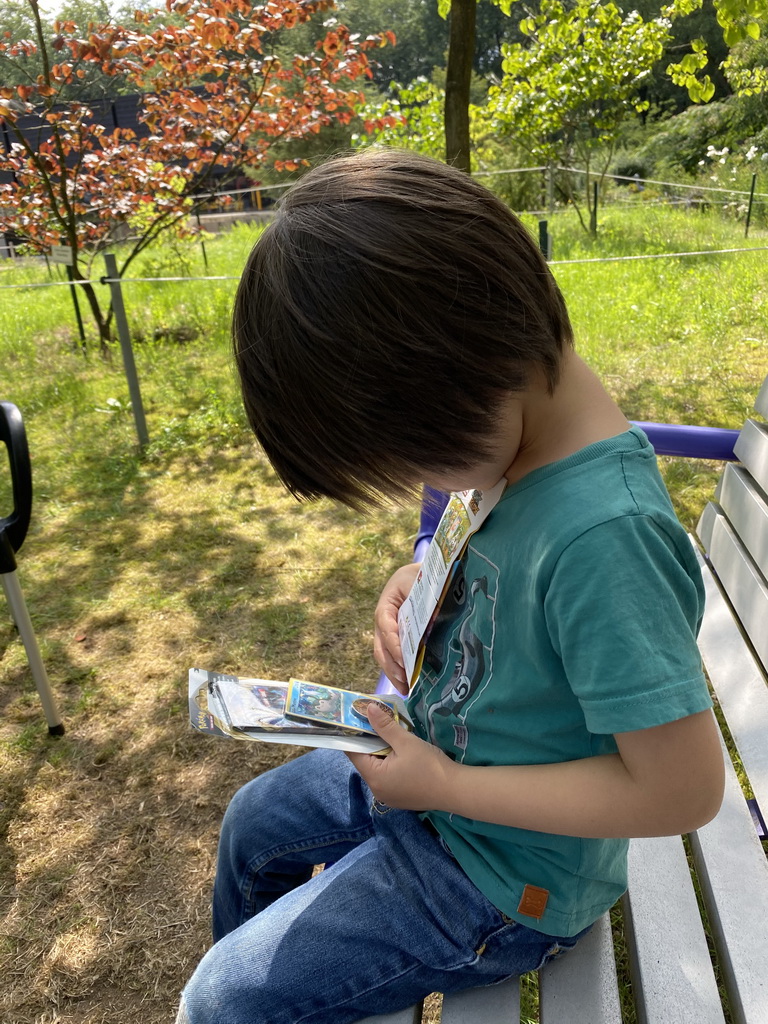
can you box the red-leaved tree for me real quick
[0,0,396,348]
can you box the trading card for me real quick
[214,678,292,730]
[285,679,345,725]
[285,679,402,736]
[351,697,397,724]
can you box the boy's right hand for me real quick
[373,562,421,695]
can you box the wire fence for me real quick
[183,165,767,222]
[2,163,765,263]
[2,223,765,447]
[1,243,767,292]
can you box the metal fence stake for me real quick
[103,253,149,447]
[538,220,552,260]
[745,173,757,238]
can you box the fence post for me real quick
[745,173,757,238]
[547,161,555,216]
[195,210,209,270]
[102,253,150,448]
[590,180,599,236]
[538,220,552,260]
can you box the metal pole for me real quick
[538,220,552,260]
[102,253,149,447]
[1,570,64,735]
[548,161,555,216]
[745,173,757,238]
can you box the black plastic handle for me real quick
[0,401,32,564]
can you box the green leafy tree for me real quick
[632,0,731,112]
[667,0,768,99]
[353,78,446,159]
[436,0,767,174]
[487,0,671,232]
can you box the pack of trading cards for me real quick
[188,668,410,755]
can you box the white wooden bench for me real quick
[363,375,768,1024]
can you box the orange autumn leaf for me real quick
[322,31,341,57]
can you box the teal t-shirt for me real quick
[407,427,712,937]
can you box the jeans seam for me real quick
[292,968,418,1024]
[291,953,466,1024]
[242,826,374,904]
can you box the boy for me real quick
[177,150,724,1024]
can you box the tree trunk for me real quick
[74,269,112,355]
[444,0,476,173]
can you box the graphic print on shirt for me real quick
[414,547,500,761]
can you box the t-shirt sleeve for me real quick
[544,514,712,735]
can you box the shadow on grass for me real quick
[0,423,419,1023]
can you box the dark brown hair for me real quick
[233,149,574,509]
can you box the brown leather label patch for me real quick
[517,885,549,920]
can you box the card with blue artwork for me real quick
[284,678,403,735]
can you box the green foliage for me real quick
[722,32,768,93]
[353,79,446,159]
[485,0,671,230]
[661,0,768,100]
[631,86,768,175]
[354,73,495,169]
[338,0,448,86]
[667,35,717,100]
[436,0,515,16]
[489,0,670,157]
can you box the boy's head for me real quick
[233,149,574,509]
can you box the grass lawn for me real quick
[0,204,765,1023]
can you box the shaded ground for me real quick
[1,438,417,1024]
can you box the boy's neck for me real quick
[503,351,629,486]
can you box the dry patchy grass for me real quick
[1,437,416,1024]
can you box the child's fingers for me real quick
[374,617,406,680]
[373,562,420,693]
[374,635,408,693]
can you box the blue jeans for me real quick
[178,749,588,1024]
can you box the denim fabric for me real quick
[178,749,589,1024]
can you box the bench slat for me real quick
[694,544,768,820]
[539,912,622,1024]
[733,419,768,498]
[697,503,768,669]
[440,977,520,1024]
[689,734,768,1024]
[622,834,725,1024]
[715,463,768,579]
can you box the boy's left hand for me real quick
[347,703,456,811]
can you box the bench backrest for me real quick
[698,376,768,669]
[696,376,768,832]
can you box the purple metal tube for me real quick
[631,422,740,461]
